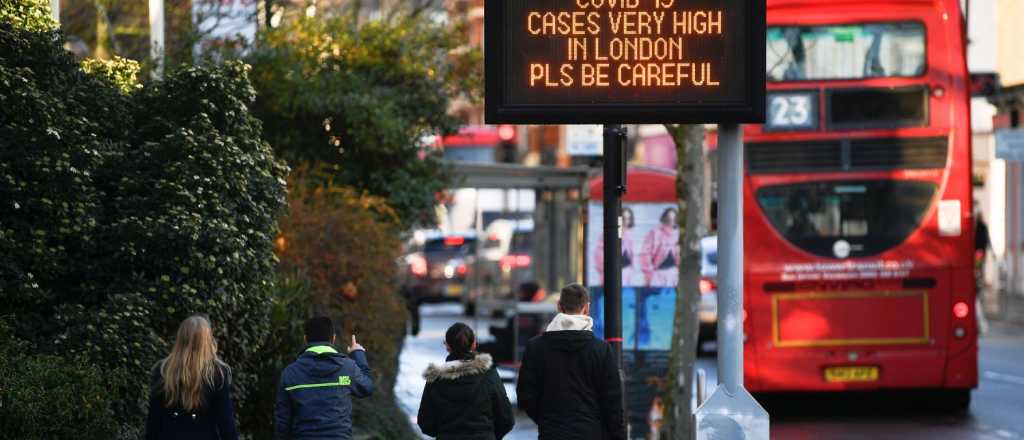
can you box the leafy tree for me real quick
[247,13,480,225]
[271,166,415,439]
[1,1,288,434]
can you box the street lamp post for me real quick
[602,123,628,436]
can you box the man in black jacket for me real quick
[516,284,626,440]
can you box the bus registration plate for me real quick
[824,366,879,382]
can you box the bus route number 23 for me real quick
[767,92,818,130]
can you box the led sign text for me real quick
[524,2,723,89]
[485,0,765,123]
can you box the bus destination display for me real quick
[485,0,765,124]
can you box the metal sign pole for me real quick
[695,123,768,439]
[148,0,165,79]
[602,123,628,433]
[717,124,744,393]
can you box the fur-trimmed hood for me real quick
[422,353,493,383]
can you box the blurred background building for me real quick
[965,0,1024,322]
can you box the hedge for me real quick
[0,1,288,434]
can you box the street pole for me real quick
[50,0,59,24]
[716,124,744,394]
[602,123,628,434]
[148,0,165,79]
[694,123,768,439]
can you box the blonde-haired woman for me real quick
[146,315,238,440]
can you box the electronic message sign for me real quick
[485,0,765,124]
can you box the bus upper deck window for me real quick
[767,22,926,82]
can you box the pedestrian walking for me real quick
[274,316,374,440]
[975,212,992,334]
[417,322,515,439]
[145,315,239,440]
[516,284,626,440]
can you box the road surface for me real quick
[397,304,1024,439]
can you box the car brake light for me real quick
[444,236,465,246]
[501,255,532,270]
[457,264,468,276]
[699,278,716,294]
[953,301,969,319]
[410,254,427,277]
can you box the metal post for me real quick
[717,123,743,393]
[148,0,165,78]
[602,123,627,431]
[51,0,60,24]
[694,123,768,440]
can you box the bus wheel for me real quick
[941,389,971,413]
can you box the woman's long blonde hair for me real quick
[159,315,228,412]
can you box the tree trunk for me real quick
[662,124,708,440]
[94,1,110,59]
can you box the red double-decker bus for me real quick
[743,0,975,407]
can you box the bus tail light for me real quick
[953,301,969,319]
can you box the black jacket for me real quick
[274,344,374,440]
[417,353,515,440]
[516,330,625,440]
[145,363,239,440]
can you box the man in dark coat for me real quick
[516,284,626,440]
[274,316,374,440]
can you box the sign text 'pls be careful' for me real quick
[486,0,765,124]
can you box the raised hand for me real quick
[348,334,365,353]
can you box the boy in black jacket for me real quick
[274,316,374,440]
[516,284,626,440]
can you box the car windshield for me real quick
[767,22,926,81]
[423,237,476,254]
[756,180,936,258]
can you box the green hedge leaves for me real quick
[0,1,288,435]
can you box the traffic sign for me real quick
[485,0,765,124]
[566,125,604,156]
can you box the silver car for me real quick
[698,236,718,346]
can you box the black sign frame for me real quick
[485,0,766,124]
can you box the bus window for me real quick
[767,22,926,82]
[756,180,936,258]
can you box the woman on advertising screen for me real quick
[640,207,680,287]
[594,207,643,286]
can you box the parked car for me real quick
[698,235,718,347]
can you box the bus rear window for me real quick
[767,22,926,82]
[756,180,936,258]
